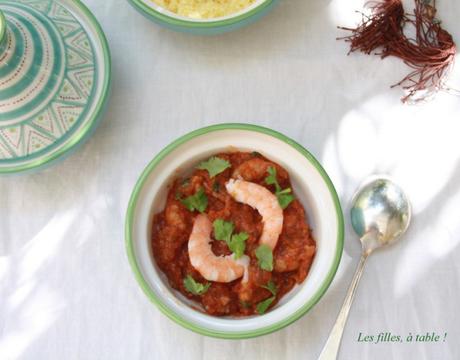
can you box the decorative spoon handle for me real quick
[318,253,368,360]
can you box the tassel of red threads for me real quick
[339,0,456,103]
[339,0,405,54]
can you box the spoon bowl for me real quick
[351,177,411,254]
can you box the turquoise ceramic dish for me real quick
[0,0,111,174]
[125,123,344,339]
[127,0,278,35]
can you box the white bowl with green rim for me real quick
[0,0,111,174]
[125,123,344,339]
[127,0,278,35]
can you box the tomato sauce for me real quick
[151,151,316,316]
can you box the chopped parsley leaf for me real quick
[183,275,210,296]
[228,232,249,259]
[180,188,208,213]
[196,157,231,178]
[265,167,295,209]
[256,296,275,314]
[255,244,273,271]
[213,219,249,259]
[261,280,277,296]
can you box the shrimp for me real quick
[232,158,289,183]
[165,202,188,230]
[188,214,249,283]
[225,179,283,250]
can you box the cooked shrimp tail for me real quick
[225,179,283,250]
[188,214,247,283]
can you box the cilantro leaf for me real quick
[255,244,273,271]
[213,219,234,243]
[261,280,277,296]
[265,166,281,192]
[256,279,278,314]
[180,188,208,213]
[265,167,295,209]
[183,275,210,295]
[277,188,295,209]
[256,296,275,315]
[197,157,231,178]
[228,232,249,259]
[213,219,248,259]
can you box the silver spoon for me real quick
[318,177,411,360]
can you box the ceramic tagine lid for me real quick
[0,0,110,174]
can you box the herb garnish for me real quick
[261,280,277,296]
[256,281,277,315]
[256,297,275,315]
[213,219,249,259]
[183,275,210,295]
[197,157,231,178]
[265,166,295,209]
[213,219,234,242]
[255,244,273,271]
[228,232,249,259]
[256,280,278,315]
[180,188,208,213]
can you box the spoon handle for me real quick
[318,253,368,360]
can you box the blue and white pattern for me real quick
[0,0,96,161]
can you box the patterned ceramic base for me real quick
[0,0,110,173]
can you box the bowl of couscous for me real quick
[127,0,278,34]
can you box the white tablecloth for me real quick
[1,0,460,359]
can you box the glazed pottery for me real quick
[0,0,111,174]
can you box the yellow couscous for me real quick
[152,0,256,19]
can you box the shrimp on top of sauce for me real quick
[188,178,283,283]
[188,214,249,283]
[225,179,283,250]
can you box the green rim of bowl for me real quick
[0,10,5,45]
[127,0,274,29]
[125,123,344,339]
[0,0,111,174]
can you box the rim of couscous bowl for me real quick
[127,0,275,29]
[125,123,344,339]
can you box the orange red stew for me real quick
[151,151,316,316]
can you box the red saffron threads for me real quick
[339,0,405,55]
[339,0,457,103]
